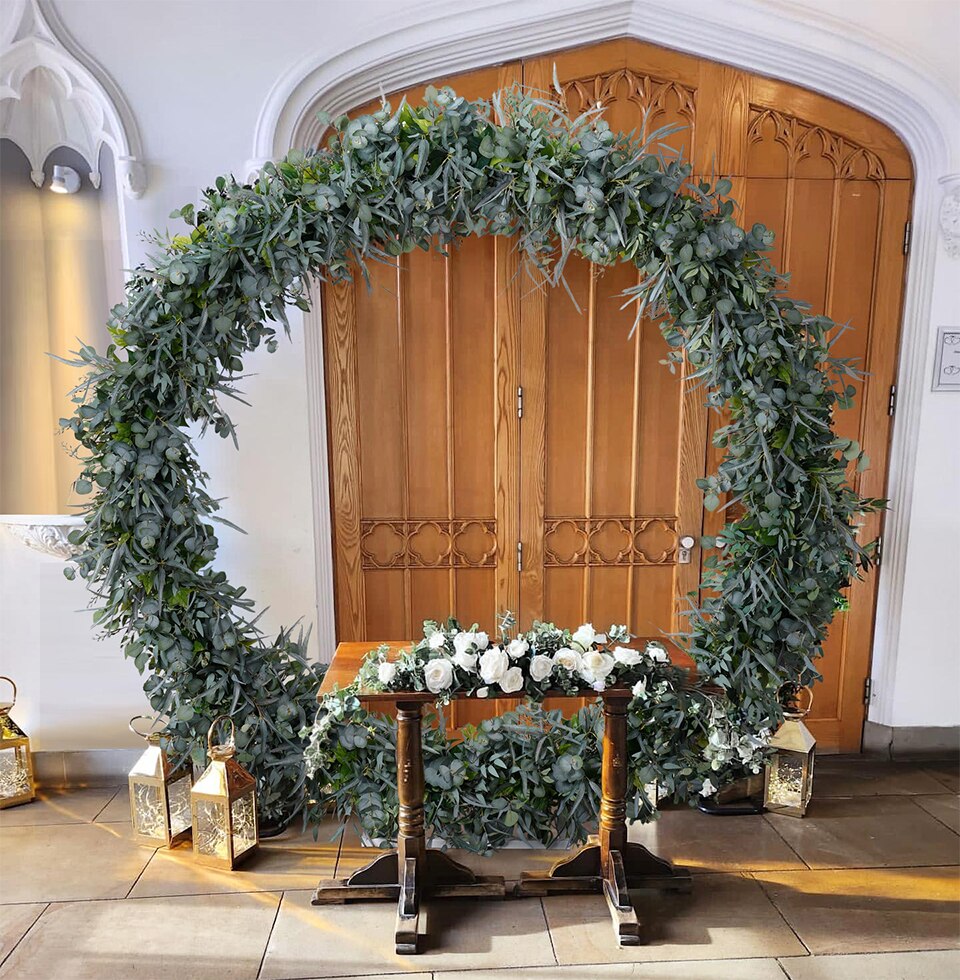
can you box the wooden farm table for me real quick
[312,640,692,953]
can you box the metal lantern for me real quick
[764,684,816,817]
[0,677,35,809]
[128,716,193,847]
[190,715,258,869]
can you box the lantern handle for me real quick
[207,715,236,756]
[0,676,16,708]
[128,715,164,741]
[777,682,814,718]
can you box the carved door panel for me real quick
[323,64,522,648]
[519,46,709,653]
[719,76,912,750]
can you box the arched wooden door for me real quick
[321,40,912,750]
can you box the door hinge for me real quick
[903,220,911,255]
[888,384,897,416]
[517,385,523,419]
[516,540,523,572]
[874,535,883,567]
[863,676,873,705]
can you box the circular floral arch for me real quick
[64,86,876,823]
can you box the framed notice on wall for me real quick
[933,327,960,391]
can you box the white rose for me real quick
[499,666,524,694]
[476,686,489,698]
[553,647,582,672]
[424,658,454,694]
[473,631,490,650]
[479,646,508,685]
[428,631,446,650]
[453,650,477,672]
[507,638,529,659]
[614,646,643,667]
[632,677,648,700]
[453,632,474,655]
[579,650,615,685]
[645,642,669,664]
[377,661,398,685]
[572,623,596,649]
[529,654,554,682]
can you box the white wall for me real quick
[886,240,960,728]
[1,0,957,750]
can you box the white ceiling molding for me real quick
[0,0,146,197]
[256,0,956,722]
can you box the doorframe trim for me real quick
[277,1,958,704]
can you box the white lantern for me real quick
[127,716,193,847]
[764,685,816,817]
[190,716,258,869]
[0,677,35,809]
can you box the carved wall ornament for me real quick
[0,515,82,559]
[747,106,885,180]
[543,517,678,567]
[939,175,960,259]
[360,519,497,569]
[0,0,146,197]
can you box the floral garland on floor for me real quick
[303,618,770,851]
[62,82,878,825]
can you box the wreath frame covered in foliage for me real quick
[63,83,878,827]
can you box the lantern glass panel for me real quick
[0,746,31,802]
[195,798,230,861]
[168,774,192,837]
[231,793,257,857]
[132,781,166,840]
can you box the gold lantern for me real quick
[127,716,193,847]
[190,715,258,869]
[764,684,816,817]
[0,677,35,809]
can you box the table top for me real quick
[318,638,694,705]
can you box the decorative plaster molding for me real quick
[262,0,960,722]
[0,0,146,197]
[0,515,82,560]
[939,174,960,259]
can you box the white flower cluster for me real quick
[702,701,770,774]
[361,619,675,700]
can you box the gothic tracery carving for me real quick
[360,519,497,569]
[747,106,885,180]
[561,70,696,129]
[543,517,678,567]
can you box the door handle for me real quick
[677,535,696,564]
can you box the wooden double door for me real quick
[321,41,912,750]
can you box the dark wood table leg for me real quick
[517,692,691,946]
[313,699,506,954]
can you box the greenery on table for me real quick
[305,618,766,849]
[61,82,879,827]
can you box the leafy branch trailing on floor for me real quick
[61,83,879,824]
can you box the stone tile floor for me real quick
[0,758,957,979]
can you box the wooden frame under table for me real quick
[313,640,692,953]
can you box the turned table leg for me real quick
[313,698,505,954]
[394,700,426,953]
[517,691,691,946]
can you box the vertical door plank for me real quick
[324,280,367,639]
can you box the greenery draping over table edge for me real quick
[61,83,879,832]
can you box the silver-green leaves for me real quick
[62,83,878,827]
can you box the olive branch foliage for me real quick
[61,83,879,825]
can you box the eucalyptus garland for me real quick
[62,83,878,824]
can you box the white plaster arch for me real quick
[250,0,960,728]
[0,0,146,199]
